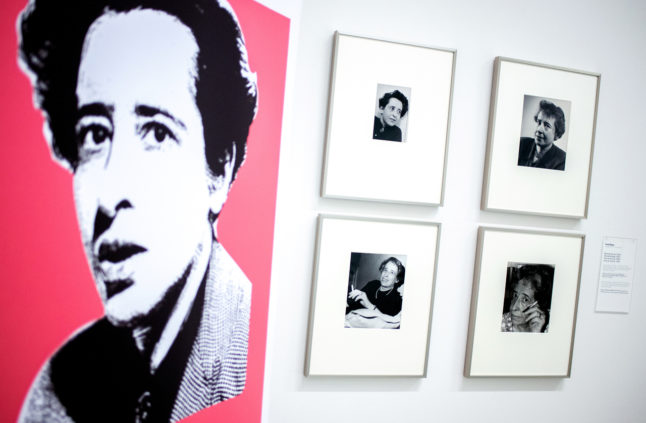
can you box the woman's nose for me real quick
[510,297,520,310]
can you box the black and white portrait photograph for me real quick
[372,84,411,142]
[345,252,407,329]
[501,262,555,333]
[307,216,439,376]
[321,34,454,205]
[518,94,571,171]
[16,0,259,421]
[466,227,584,377]
[482,58,599,217]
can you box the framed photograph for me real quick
[321,32,455,205]
[465,227,585,377]
[305,215,440,376]
[482,57,601,218]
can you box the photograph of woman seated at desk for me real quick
[345,254,406,329]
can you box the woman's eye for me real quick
[154,125,169,143]
[79,124,110,147]
[143,122,176,144]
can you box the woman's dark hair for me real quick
[378,90,409,118]
[18,0,257,178]
[378,257,405,284]
[534,100,566,140]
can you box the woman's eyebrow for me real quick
[135,104,186,130]
[77,103,114,120]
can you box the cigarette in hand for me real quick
[523,300,538,312]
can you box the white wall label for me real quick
[596,236,637,313]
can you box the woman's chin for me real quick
[510,314,525,325]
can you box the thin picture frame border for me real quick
[321,31,456,206]
[305,214,441,377]
[481,56,601,219]
[464,226,585,378]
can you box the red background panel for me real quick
[0,0,289,421]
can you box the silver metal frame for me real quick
[321,32,456,206]
[304,214,442,377]
[481,56,601,219]
[464,226,585,377]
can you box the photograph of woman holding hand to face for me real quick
[501,264,554,333]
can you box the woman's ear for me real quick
[208,144,236,220]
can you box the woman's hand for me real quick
[523,304,546,332]
[348,289,375,311]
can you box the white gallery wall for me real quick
[263,0,646,422]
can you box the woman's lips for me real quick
[94,241,147,299]
[97,241,147,263]
[104,278,134,299]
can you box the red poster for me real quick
[0,0,288,421]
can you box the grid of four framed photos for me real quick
[308,32,597,377]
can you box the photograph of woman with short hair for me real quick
[345,253,406,329]
[372,84,411,142]
[501,263,554,333]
